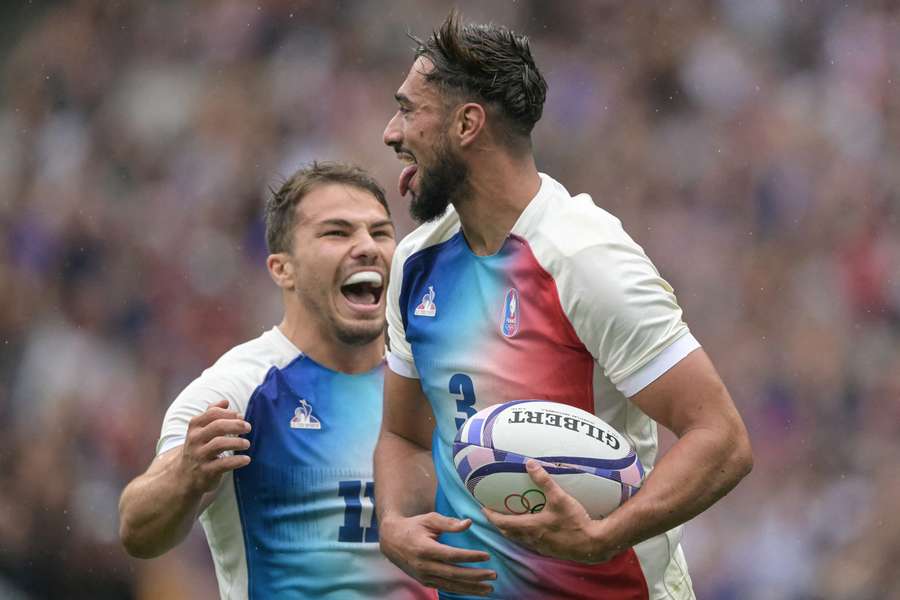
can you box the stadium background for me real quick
[1,1,898,598]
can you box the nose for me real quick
[350,229,379,262]
[383,112,402,148]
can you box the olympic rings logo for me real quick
[503,488,546,514]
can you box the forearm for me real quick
[593,426,752,554]
[119,455,206,558]
[374,429,437,521]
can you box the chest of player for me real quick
[400,234,595,435]
[231,360,383,544]
[239,361,383,469]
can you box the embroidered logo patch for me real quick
[501,288,520,337]
[414,285,437,317]
[290,398,321,429]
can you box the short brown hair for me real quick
[265,161,389,254]
[412,11,548,146]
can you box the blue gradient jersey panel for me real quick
[385,174,701,599]
[157,327,432,600]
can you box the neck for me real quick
[277,307,384,374]
[453,152,541,256]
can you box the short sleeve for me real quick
[562,242,696,396]
[156,381,243,455]
[386,246,418,379]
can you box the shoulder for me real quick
[158,328,301,453]
[393,206,461,270]
[521,174,651,280]
[193,328,301,403]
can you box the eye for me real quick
[323,230,348,237]
[398,106,411,115]
[373,229,394,239]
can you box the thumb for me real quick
[525,460,559,493]
[427,513,473,533]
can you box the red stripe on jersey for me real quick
[495,234,594,415]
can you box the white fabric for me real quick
[619,332,700,398]
[386,350,419,379]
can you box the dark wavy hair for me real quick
[411,10,548,149]
[265,161,389,254]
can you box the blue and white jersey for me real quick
[158,327,432,600]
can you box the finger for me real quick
[422,574,494,597]
[415,556,496,582]
[424,513,474,533]
[527,460,575,506]
[419,540,491,564]
[203,454,251,474]
[195,418,251,444]
[189,405,241,428]
[200,435,251,459]
[525,460,557,492]
[482,507,539,532]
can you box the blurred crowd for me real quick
[1,1,898,598]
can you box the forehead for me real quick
[397,56,441,104]
[295,183,390,225]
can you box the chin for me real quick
[334,321,385,347]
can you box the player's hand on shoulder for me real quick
[379,512,496,597]
[483,460,618,564]
[178,399,252,496]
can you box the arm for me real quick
[374,370,438,519]
[375,369,496,596]
[485,349,752,562]
[595,348,752,552]
[119,400,251,558]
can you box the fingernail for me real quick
[244,422,251,431]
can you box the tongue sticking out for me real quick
[398,164,418,197]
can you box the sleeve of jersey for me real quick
[385,247,419,379]
[562,243,699,398]
[156,378,243,456]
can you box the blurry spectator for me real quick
[1,1,898,598]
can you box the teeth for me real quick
[343,271,383,287]
[397,153,416,165]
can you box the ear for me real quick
[267,253,295,290]
[455,102,486,148]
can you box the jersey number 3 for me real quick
[450,373,477,429]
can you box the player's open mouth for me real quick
[396,152,418,197]
[340,270,384,308]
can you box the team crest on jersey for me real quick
[501,288,520,337]
[290,398,321,429]
[414,285,437,317]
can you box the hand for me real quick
[483,460,618,564]
[379,512,496,596]
[178,400,252,496]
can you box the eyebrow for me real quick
[319,218,394,229]
[394,93,412,106]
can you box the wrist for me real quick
[377,509,408,528]
[585,517,628,564]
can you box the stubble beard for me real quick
[332,316,384,347]
[296,274,384,349]
[409,135,471,223]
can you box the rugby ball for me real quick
[453,400,643,519]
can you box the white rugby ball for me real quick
[453,400,643,519]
